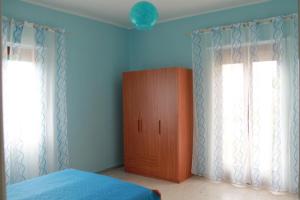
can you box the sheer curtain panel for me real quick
[2,17,69,184]
[0,13,7,200]
[192,14,299,193]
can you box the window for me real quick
[221,60,279,182]
[222,63,245,172]
[3,20,69,184]
[191,16,299,192]
[3,60,43,156]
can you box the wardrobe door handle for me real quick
[7,46,11,59]
[140,119,143,132]
[159,120,161,135]
[138,119,140,132]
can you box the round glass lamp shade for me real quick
[130,1,159,30]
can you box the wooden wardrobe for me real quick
[122,67,193,183]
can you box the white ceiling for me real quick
[23,0,269,28]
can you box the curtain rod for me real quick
[27,21,65,34]
[187,14,297,36]
[3,16,68,34]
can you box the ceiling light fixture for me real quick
[129,1,159,30]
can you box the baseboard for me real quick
[96,164,124,174]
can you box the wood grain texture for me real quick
[156,68,178,182]
[123,71,160,177]
[177,68,193,182]
[123,67,193,183]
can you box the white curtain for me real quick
[192,14,299,193]
[2,17,69,184]
[0,15,7,200]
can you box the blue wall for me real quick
[3,0,298,173]
[3,0,129,172]
[129,0,298,70]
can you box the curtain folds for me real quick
[0,14,7,200]
[192,14,299,193]
[1,17,69,185]
[55,30,69,170]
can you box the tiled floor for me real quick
[102,168,299,200]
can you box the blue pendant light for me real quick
[129,1,159,30]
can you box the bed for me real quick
[7,169,161,200]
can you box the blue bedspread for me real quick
[7,169,161,200]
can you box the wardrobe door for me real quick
[156,68,179,181]
[138,71,160,175]
[177,69,193,181]
[123,73,142,162]
[123,71,160,175]
[123,72,150,167]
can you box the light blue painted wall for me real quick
[129,0,298,70]
[3,0,129,172]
